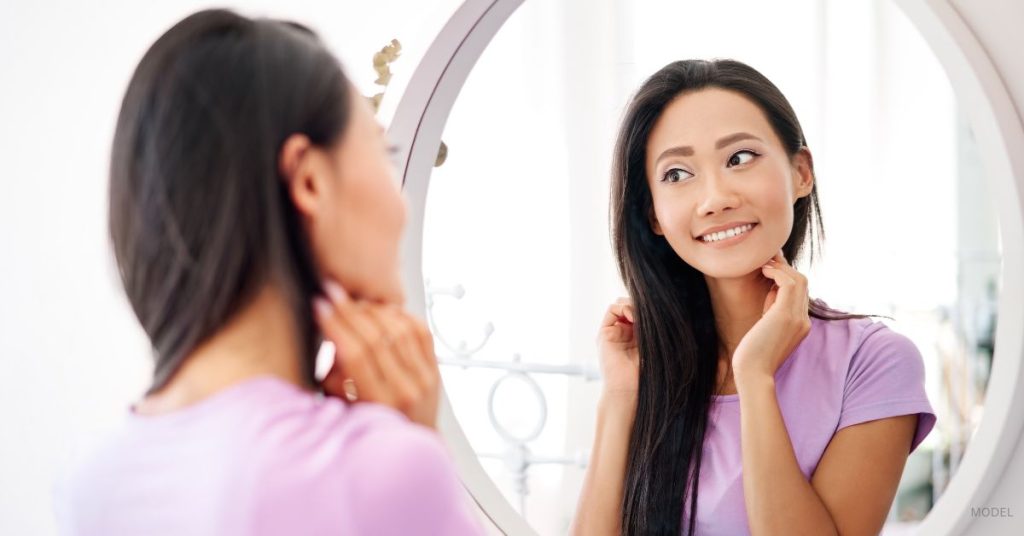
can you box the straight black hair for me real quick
[109,9,351,394]
[610,59,889,535]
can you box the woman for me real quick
[571,59,936,535]
[54,9,482,535]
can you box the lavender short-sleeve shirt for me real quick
[53,377,484,536]
[690,315,937,535]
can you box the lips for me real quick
[695,222,758,242]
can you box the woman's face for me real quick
[283,87,407,305]
[644,87,813,279]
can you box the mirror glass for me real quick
[417,1,1002,533]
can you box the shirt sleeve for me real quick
[837,322,937,454]
[342,416,485,536]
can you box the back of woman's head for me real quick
[109,9,351,393]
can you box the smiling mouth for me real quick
[696,223,758,244]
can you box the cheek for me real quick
[313,190,355,264]
[756,174,797,223]
[337,169,405,259]
[365,163,405,238]
[653,197,697,244]
[312,186,377,286]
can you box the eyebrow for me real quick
[654,132,763,165]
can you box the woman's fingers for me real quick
[766,251,807,286]
[361,305,429,410]
[601,301,634,328]
[372,305,437,387]
[319,345,352,401]
[761,265,797,306]
[314,298,385,402]
[411,316,441,387]
[599,300,637,346]
[314,281,440,428]
[600,322,634,344]
[613,297,635,321]
[762,258,809,319]
[386,310,429,378]
[401,313,440,389]
[321,284,414,397]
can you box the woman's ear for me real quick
[791,147,815,200]
[278,133,321,217]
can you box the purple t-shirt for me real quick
[53,376,484,536]
[690,315,937,535]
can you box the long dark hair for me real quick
[611,59,889,535]
[109,9,351,394]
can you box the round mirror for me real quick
[389,0,1023,534]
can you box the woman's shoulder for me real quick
[806,301,910,359]
[63,377,439,486]
[56,378,481,534]
[236,378,441,471]
[810,308,937,453]
[808,306,919,364]
[794,304,925,386]
[805,303,930,402]
[123,375,475,532]
[844,318,926,386]
[246,387,482,534]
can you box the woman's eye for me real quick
[661,167,692,183]
[727,150,758,167]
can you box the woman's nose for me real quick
[696,171,740,216]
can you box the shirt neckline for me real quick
[711,354,795,403]
[711,316,818,404]
[126,374,309,424]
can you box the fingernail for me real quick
[313,297,333,318]
[324,279,349,304]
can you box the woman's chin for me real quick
[693,260,769,281]
[373,277,406,306]
[686,243,780,281]
[389,287,407,307]
[344,268,405,305]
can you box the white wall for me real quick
[0,1,460,534]
[2,1,1019,535]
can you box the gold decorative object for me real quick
[436,141,448,167]
[364,38,448,168]
[370,38,403,110]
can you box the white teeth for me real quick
[701,224,753,243]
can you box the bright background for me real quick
[0,1,1001,535]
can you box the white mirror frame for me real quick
[385,0,1024,534]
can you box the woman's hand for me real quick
[732,250,812,380]
[597,297,640,400]
[571,297,640,536]
[313,280,441,430]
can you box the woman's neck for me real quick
[705,270,775,358]
[133,283,311,415]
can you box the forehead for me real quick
[646,87,775,157]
